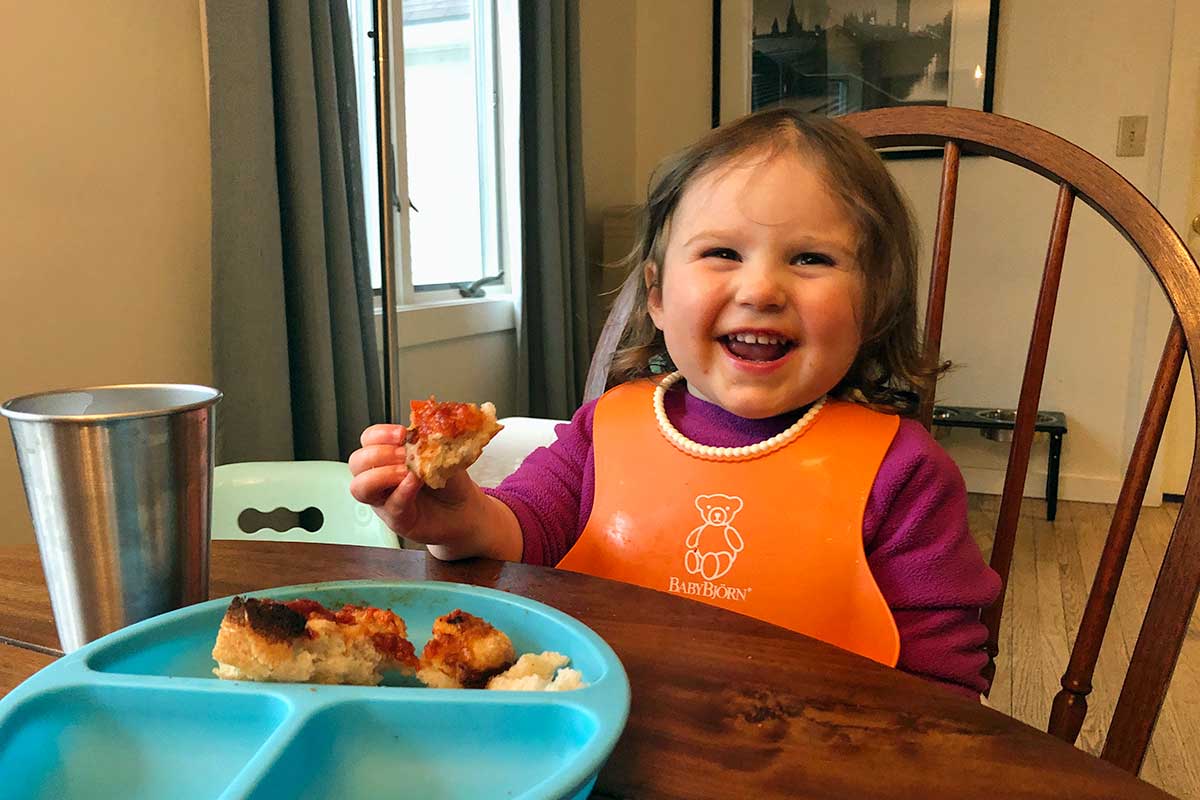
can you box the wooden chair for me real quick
[583,106,1200,776]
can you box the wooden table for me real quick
[0,541,1171,799]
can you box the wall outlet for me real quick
[1116,115,1148,157]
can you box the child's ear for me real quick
[644,261,664,330]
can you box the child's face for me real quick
[647,149,864,419]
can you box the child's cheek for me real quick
[811,283,863,330]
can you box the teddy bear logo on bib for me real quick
[685,494,746,582]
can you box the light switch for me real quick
[1116,115,1148,157]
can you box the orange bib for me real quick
[557,380,901,665]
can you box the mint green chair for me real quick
[212,461,401,549]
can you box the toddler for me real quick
[349,108,1001,698]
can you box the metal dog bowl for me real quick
[930,406,957,440]
[976,409,1056,442]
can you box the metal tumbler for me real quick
[2,384,222,652]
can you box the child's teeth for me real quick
[730,333,787,345]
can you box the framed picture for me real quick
[713,0,1000,153]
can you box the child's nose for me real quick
[735,262,787,310]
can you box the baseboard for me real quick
[959,466,1129,505]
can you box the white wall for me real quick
[580,0,1187,504]
[374,299,519,425]
[899,0,1177,502]
[0,3,213,546]
[396,333,518,419]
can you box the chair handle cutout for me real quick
[237,507,325,534]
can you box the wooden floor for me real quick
[970,495,1199,799]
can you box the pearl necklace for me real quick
[652,371,825,461]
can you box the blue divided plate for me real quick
[0,580,631,800]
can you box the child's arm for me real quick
[348,424,522,561]
[482,399,601,566]
[864,420,1002,698]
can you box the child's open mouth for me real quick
[720,332,796,363]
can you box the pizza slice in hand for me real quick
[405,396,503,489]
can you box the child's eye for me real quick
[794,252,834,266]
[701,247,741,261]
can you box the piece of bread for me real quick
[212,596,417,685]
[486,651,586,692]
[417,609,516,689]
[405,397,503,489]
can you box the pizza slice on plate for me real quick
[405,397,503,489]
[211,598,588,692]
[211,596,418,686]
[417,609,516,689]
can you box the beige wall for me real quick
[579,0,638,340]
[632,1,712,193]
[579,0,1190,504]
[580,0,712,245]
[580,0,638,260]
[0,3,213,545]
[580,0,713,336]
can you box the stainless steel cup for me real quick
[2,384,222,652]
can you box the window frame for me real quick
[387,0,517,308]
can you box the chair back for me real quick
[212,461,400,549]
[468,417,567,488]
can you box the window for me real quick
[349,0,516,301]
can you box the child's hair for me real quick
[608,106,940,415]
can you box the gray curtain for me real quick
[207,0,382,463]
[517,0,591,419]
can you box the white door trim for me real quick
[1147,0,1200,497]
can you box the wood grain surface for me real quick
[0,540,1169,799]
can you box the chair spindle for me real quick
[1048,320,1184,749]
[919,140,962,430]
[982,182,1077,685]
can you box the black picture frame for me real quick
[713,0,1000,158]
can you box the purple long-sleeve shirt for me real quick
[486,388,1001,698]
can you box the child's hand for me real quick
[348,424,521,561]
[348,423,474,541]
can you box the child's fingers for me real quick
[348,443,407,476]
[349,463,408,507]
[381,471,424,527]
[359,424,408,448]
